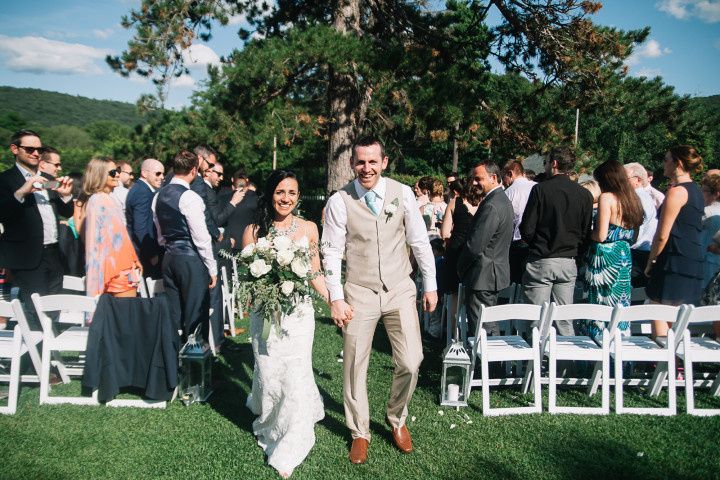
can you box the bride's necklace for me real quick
[272,216,298,236]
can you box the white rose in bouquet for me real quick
[291,258,310,278]
[274,235,293,252]
[256,237,271,252]
[240,243,255,258]
[249,259,272,278]
[295,236,309,250]
[276,249,295,266]
[280,281,295,296]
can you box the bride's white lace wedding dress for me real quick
[246,296,324,476]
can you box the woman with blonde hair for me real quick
[419,178,447,239]
[645,146,705,337]
[81,158,142,298]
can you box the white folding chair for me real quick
[62,275,86,292]
[0,324,22,414]
[137,276,149,299]
[672,305,720,416]
[613,304,686,416]
[0,299,43,385]
[145,279,165,298]
[32,293,99,405]
[543,303,615,415]
[221,266,236,337]
[468,302,547,416]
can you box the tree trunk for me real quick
[326,0,367,193]
[452,121,459,174]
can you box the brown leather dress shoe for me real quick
[386,418,413,453]
[349,438,369,464]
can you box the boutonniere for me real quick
[384,198,400,221]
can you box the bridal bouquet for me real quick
[222,232,322,339]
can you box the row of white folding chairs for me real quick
[465,301,720,416]
[0,294,166,412]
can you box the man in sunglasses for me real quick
[126,158,166,279]
[110,161,134,216]
[39,147,62,179]
[0,129,74,326]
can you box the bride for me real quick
[242,170,334,478]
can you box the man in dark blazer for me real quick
[126,158,165,279]
[458,161,514,337]
[0,129,74,323]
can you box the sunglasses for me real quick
[17,145,45,155]
[211,169,224,177]
[108,168,120,178]
[47,162,62,168]
[153,171,164,177]
[121,170,134,176]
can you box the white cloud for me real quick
[656,0,720,23]
[625,39,671,66]
[93,28,115,39]
[696,1,720,22]
[227,14,247,25]
[170,74,196,88]
[634,68,663,78]
[181,43,220,69]
[0,35,109,75]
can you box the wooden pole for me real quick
[574,108,580,146]
[273,135,277,170]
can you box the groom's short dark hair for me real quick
[352,135,386,160]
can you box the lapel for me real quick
[10,166,38,207]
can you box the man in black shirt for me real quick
[520,146,593,336]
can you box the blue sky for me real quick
[0,0,718,110]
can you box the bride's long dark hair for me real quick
[254,169,299,238]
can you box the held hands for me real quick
[423,290,438,313]
[330,299,354,328]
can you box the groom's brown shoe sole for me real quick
[385,417,413,453]
[349,438,369,464]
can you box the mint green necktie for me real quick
[365,190,378,216]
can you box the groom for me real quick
[322,136,437,465]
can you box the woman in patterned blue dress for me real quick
[581,160,644,339]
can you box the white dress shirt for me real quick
[322,177,437,302]
[111,183,129,217]
[151,178,217,277]
[504,176,537,241]
[632,187,658,251]
[15,163,68,245]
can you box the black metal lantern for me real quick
[179,333,213,406]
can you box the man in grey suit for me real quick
[458,161,514,336]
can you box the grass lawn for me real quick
[1,311,720,480]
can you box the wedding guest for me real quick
[645,169,666,210]
[503,160,537,284]
[322,136,437,464]
[645,146,704,337]
[624,163,658,288]
[82,158,141,298]
[0,129,73,326]
[458,161,514,336]
[441,179,480,327]
[38,147,62,178]
[126,158,165,279]
[524,169,536,181]
[110,160,134,215]
[580,160,643,339]
[419,178,446,240]
[520,146,593,336]
[153,150,217,338]
[700,174,720,288]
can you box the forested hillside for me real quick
[0,86,142,127]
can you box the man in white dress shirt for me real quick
[111,160,134,215]
[624,162,658,287]
[502,160,536,284]
[322,136,437,465]
[152,150,217,339]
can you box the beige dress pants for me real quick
[343,276,423,441]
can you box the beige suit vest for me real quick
[340,178,412,292]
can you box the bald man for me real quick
[126,158,166,278]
